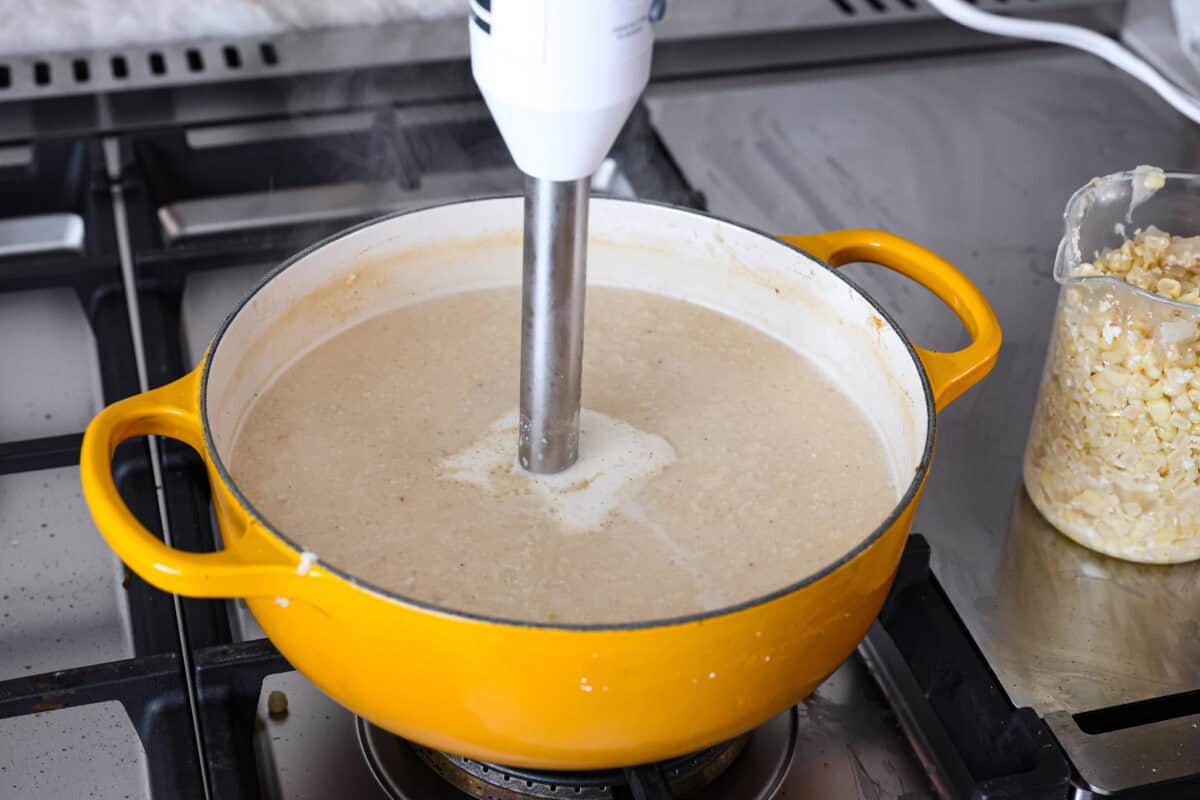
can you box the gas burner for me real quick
[416,740,745,800]
[356,710,798,800]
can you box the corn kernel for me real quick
[1158,278,1184,298]
[1099,369,1129,388]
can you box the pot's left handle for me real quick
[81,368,304,600]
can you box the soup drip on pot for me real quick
[229,286,899,624]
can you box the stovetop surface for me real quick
[646,44,1200,715]
[2,16,1200,800]
[645,45,1200,795]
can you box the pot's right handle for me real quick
[781,229,1002,410]
[80,367,309,600]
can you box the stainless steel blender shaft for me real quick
[519,175,589,474]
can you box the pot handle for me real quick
[781,229,1001,410]
[80,367,309,601]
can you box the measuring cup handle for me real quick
[781,229,1001,410]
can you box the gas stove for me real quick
[2,4,1200,799]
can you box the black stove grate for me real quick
[0,651,203,798]
[865,535,1072,800]
[0,136,208,798]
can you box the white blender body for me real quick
[469,0,655,181]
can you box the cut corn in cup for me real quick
[1024,167,1200,563]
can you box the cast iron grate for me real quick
[0,135,209,798]
[867,535,1072,799]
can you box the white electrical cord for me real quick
[924,0,1200,125]
[1175,0,1200,75]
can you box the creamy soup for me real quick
[229,286,898,624]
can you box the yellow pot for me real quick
[80,198,999,770]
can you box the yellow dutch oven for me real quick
[80,198,999,770]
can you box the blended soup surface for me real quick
[229,286,898,624]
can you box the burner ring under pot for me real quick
[356,710,798,800]
[417,737,745,800]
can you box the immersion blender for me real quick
[469,0,659,473]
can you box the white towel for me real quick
[0,0,464,56]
